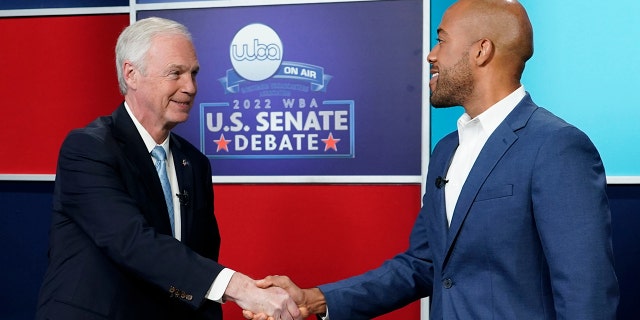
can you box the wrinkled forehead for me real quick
[145,34,199,68]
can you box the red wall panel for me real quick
[216,184,422,319]
[0,15,129,173]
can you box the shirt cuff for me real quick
[205,268,236,303]
[318,307,329,320]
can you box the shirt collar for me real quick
[124,102,170,154]
[457,85,526,140]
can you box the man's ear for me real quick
[474,38,494,66]
[123,61,137,90]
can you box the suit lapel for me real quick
[443,94,537,261]
[112,104,174,235]
[170,135,195,243]
[426,132,459,259]
[446,126,518,242]
[437,142,458,240]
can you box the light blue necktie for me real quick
[151,146,175,235]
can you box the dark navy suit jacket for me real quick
[37,104,224,319]
[319,94,619,319]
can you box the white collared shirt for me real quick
[444,86,526,226]
[124,102,234,303]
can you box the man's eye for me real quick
[436,38,444,44]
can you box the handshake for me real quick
[225,273,325,320]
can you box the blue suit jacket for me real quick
[37,104,224,320]
[319,94,619,319]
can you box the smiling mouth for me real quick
[172,100,191,107]
[429,72,439,87]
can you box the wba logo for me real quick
[231,39,281,61]
[230,23,283,81]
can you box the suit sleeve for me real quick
[531,125,619,319]
[55,130,224,309]
[318,204,434,320]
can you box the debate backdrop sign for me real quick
[139,0,423,180]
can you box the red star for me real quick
[214,133,230,152]
[322,132,340,152]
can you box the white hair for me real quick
[115,17,192,95]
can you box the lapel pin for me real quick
[182,159,189,167]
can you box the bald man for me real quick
[246,0,619,319]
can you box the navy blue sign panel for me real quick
[139,0,423,177]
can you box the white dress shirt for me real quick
[444,86,526,226]
[124,102,234,303]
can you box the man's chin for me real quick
[168,113,190,127]
[430,94,461,109]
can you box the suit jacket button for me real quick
[186,295,193,301]
[442,278,453,289]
